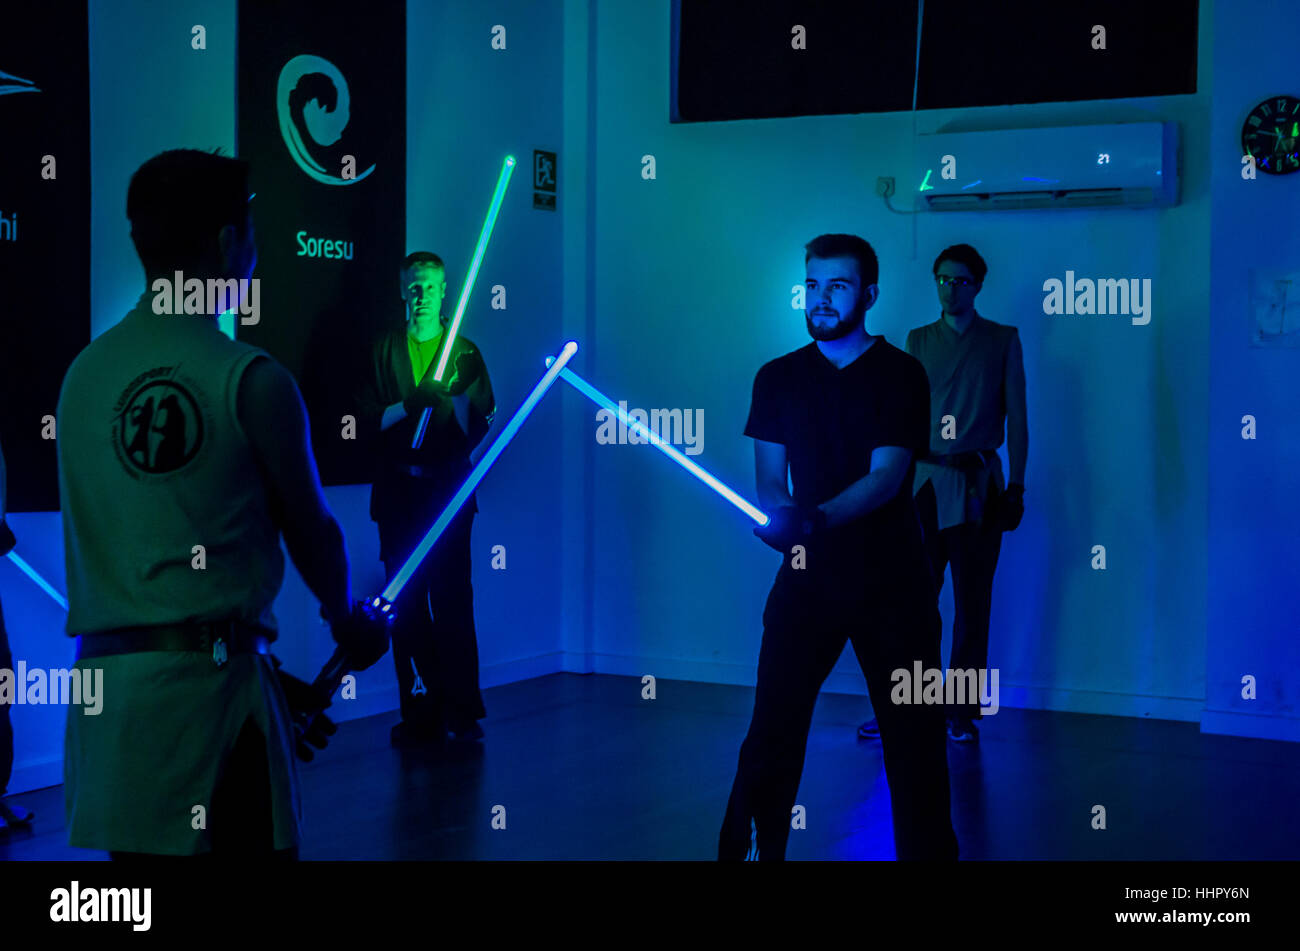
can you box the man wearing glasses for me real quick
[858,244,1027,745]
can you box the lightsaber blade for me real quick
[5,551,69,611]
[545,359,770,527]
[383,340,579,602]
[412,154,517,449]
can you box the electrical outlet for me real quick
[876,176,895,198]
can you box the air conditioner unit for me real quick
[912,122,1179,211]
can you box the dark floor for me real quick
[2,672,1297,860]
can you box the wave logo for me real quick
[0,67,40,97]
[276,54,373,186]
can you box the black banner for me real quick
[236,0,406,485]
[0,860,1285,937]
[0,0,90,512]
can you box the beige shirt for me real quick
[57,293,284,635]
[906,313,1027,530]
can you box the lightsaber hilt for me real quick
[413,154,517,450]
[290,644,350,746]
[293,595,397,734]
[307,646,352,701]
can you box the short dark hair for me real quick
[804,234,879,287]
[932,243,987,284]
[402,251,444,273]
[126,149,250,275]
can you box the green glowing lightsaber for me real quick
[412,154,517,449]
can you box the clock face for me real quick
[1242,95,1300,175]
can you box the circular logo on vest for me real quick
[115,378,205,475]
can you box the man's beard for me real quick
[805,306,865,341]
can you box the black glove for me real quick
[404,349,480,414]
[403,376,450,417]
[273,660,338,763]
[754,504,827,553]
[329,597,394,672]
[998,484,1025,532]
[442,348,480,398]
[0,520,15,557]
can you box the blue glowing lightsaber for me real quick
[412,154,517,449]
[545,359,770,527]
[5,551,69,611]
[384,340,578,601]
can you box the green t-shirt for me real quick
[407,328,445,385]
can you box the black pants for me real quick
[110,720,297,860]
[0,596,12,798]
[380,507,485,731]
[720,566,958,861]
[915,480,1003,721]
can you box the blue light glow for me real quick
[5,551,69,611]
[545,359,769,526]
[383,341,578,602]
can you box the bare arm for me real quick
[239,356,352,623]
[753,439,795,513]
[1005,331,1028,485]
[817,446,913,528]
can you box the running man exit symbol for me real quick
[534,149,557,210]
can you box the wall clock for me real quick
[1242,95,1300,174]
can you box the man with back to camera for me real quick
[858,243,1027,744]
[0,436,35,834]
[719,233,958,861]
[56,148,388,859]
[358,251,496,748]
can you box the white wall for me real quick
[1204,0,1300,741]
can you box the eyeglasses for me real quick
[935,275,977,287]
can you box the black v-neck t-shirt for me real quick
[744,338,932,583]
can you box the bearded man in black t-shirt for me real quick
[718,233,958,861]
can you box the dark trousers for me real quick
[915,480,1003,721]
[380,508,485,731]
[111,720,297,860]
[720,567,958,861]
[0,596,12,798]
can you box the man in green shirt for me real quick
[359,252,495,747]
[859,244,1027,744]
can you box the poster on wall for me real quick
[237,0,406,485]
[0,0,90,512]
[1249,269,1300,348]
